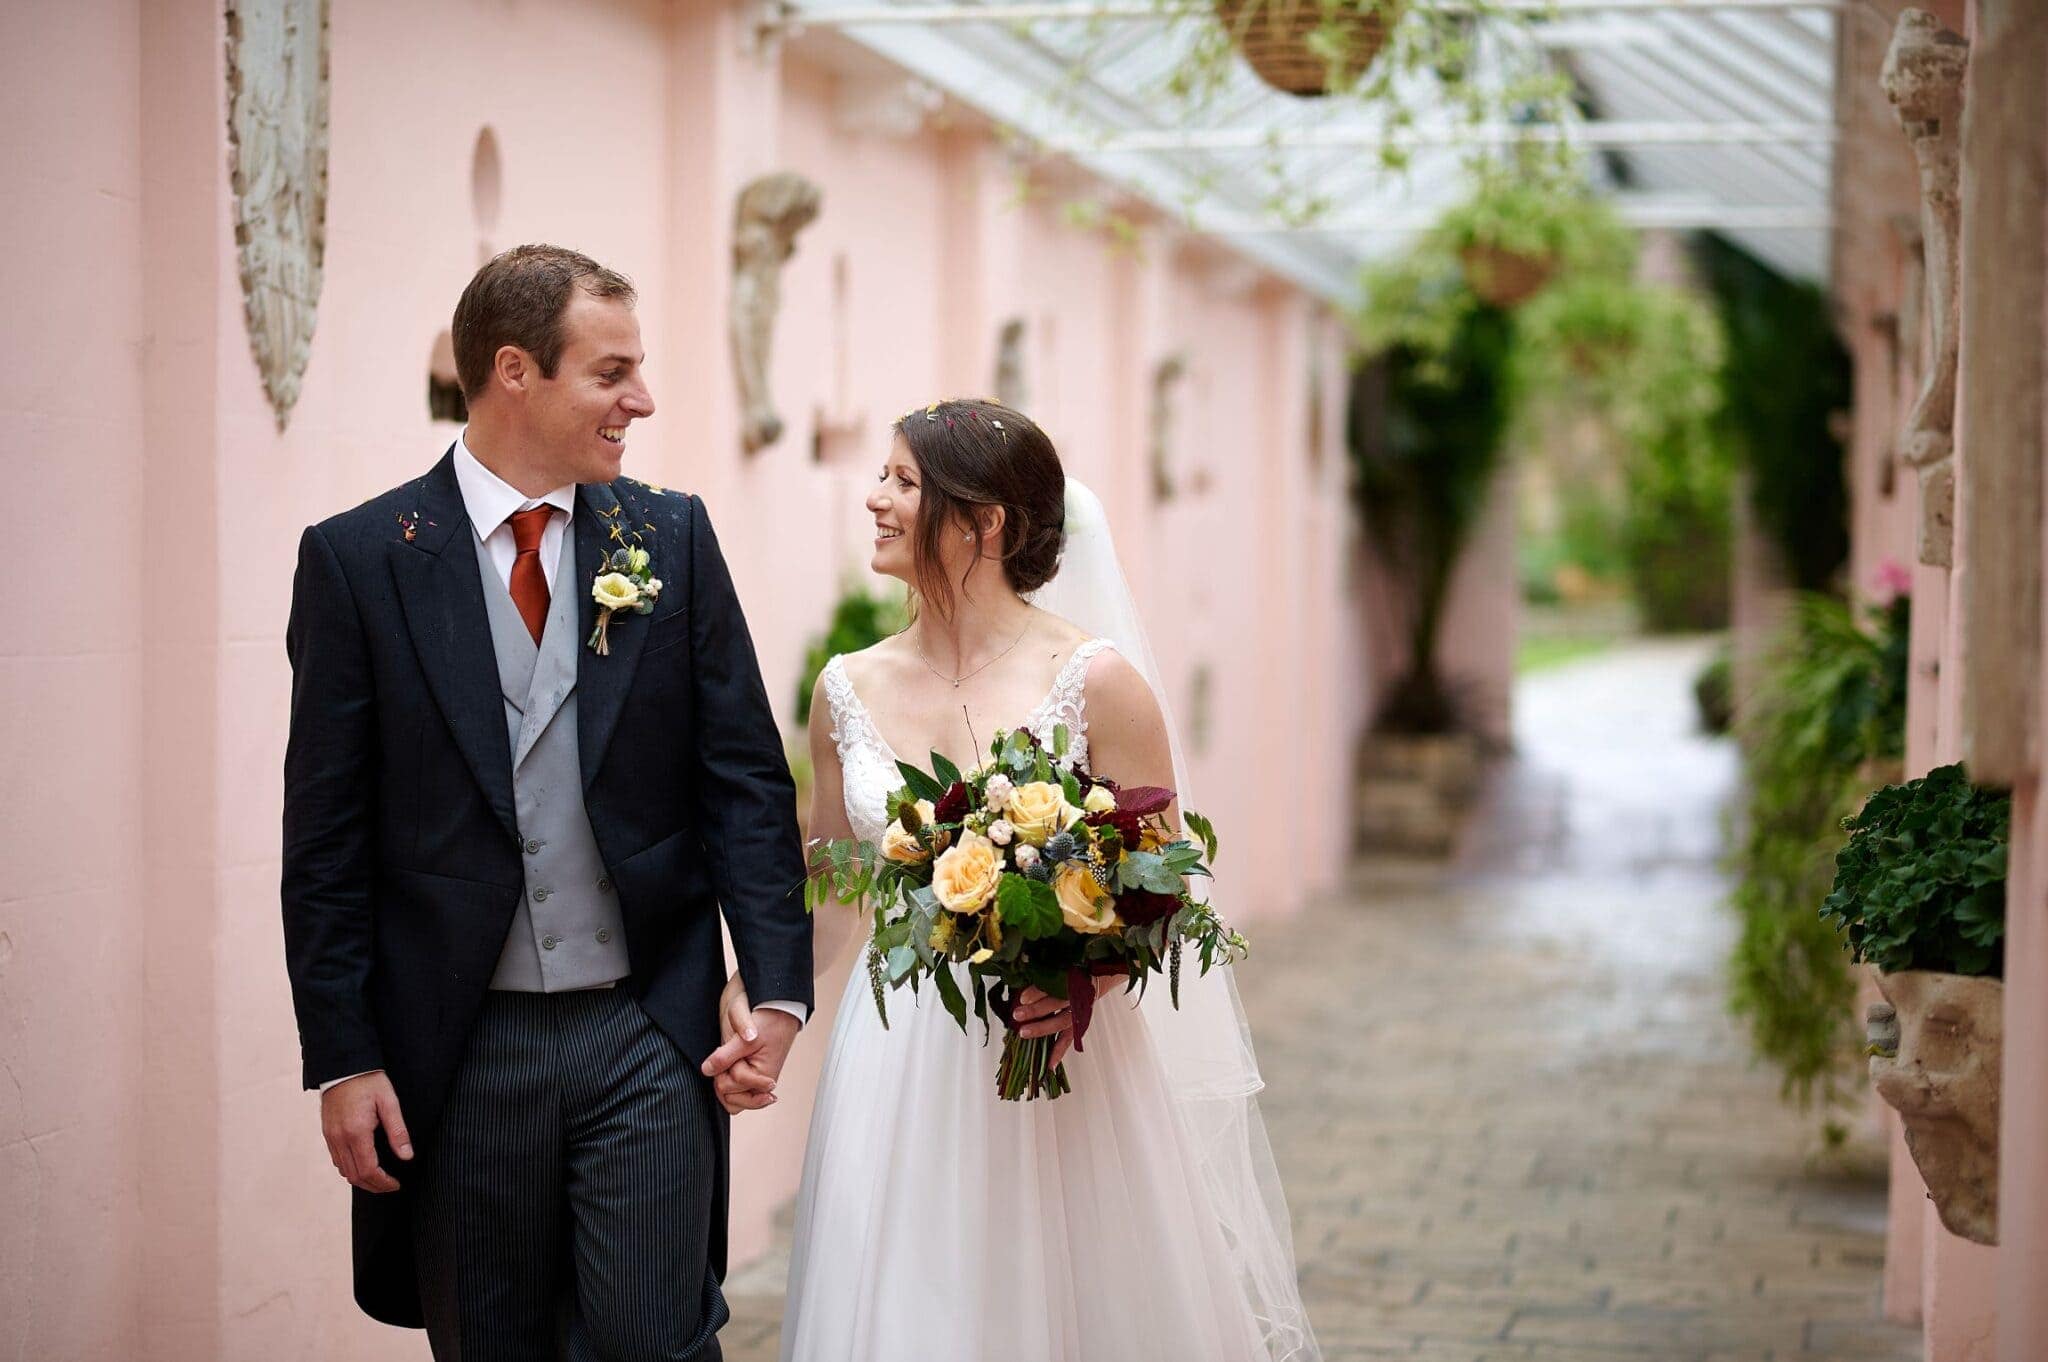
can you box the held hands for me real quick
[701,972,800,1115]
[1012,977,1100,1068]
[321,1071,413,1193]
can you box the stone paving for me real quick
[722,638,1921,1362]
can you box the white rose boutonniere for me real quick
[588,545,662,655]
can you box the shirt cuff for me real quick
[317,1069,382,1093]
[758,1000,809,1026]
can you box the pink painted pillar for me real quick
[139,0,228,1357]
[1998,774,2047,1362]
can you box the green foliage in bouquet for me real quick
[1726,592,1910,1115]
[807,723,1245,1101]
[1821,765,2009,979]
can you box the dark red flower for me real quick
[933,780,970,826]
[1085,808,1143,848]
[1118,888,1180,927]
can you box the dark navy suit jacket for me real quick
[281,449,811,1326]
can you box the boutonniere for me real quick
[588,544,662,656]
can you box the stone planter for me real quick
[1354,731,1484,856]
[1865,969,2003,1244]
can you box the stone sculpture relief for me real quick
[994,318,1029,411]
[732,172,822,454]
[226,0,331,431]
[1149,353,1188,503]
[1881,9,1969,566]
[1867,970,2002,1245]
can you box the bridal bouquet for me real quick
[807,725,1246,1100]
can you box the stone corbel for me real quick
[1149,353,1188,503]
[731,172,822,454]
[994,318,1028,411]
[1880,10,1968,567]
[1866,970,2002,1245]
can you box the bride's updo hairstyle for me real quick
[891,398,1065,619]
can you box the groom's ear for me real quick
[489,344,532,398]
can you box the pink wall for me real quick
[1833,2,2048,1359]
[1,1,1377,1356]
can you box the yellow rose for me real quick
[931,833,1002,915]
[592,572,641,612]
[1054,863,1119,935]
[1006,782,1071,846]
[1083,785,1118,816]
[881,800,937,863]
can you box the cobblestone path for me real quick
[722,638,1919,1362]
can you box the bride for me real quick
[709,398,1318,1362]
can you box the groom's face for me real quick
[527,291,655,484]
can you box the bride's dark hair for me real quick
[891,398,1065,619]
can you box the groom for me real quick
[281,244,811,1359]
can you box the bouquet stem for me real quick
[996,1030,1070,1101]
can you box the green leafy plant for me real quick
[1821,765,2009,978]
[794,582,908,726]
[1696,233,1851,593]
[1726,592,1911,1111]
[1347,302,1516,733]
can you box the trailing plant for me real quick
[794,582,908,726]
[1822,764,2009,978]
[1346,302,1516,733]
[1696,233,1851,593]
[1726,591,1910,1112]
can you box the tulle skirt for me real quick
[778,953,1273,1362]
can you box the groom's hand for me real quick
[321,1071,413,1193]
[702,977,800,1114]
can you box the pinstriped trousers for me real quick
[414,989,729,1361]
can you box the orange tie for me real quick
[507,506,553,645]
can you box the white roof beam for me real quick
[1042,118,1837,155]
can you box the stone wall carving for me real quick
[1149,353,1188,503]
[994,318,1028,411]
[1880,9,1968,566]
[226,0,331,431]
[1867,970,2002,1245]
[732,172,822,454]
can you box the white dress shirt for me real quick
[316,438,803,1092]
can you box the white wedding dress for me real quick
[777,639,1286,1362]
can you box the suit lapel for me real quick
[389,449,519,842]
[576,481,654,790]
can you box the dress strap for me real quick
[820,655,887,768]
[1029,637,1116,754]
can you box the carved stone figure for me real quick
[732,172,822,453]
[1149,353,1188,503]
[226,0,331,431]
[1866,970,2002,1244]
[1881,9,1969,566]
[994,318,1028,411]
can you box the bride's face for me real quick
[866,437,923,584]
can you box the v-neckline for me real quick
[840,639,1100,769]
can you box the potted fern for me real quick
[1825,763,2008,1244]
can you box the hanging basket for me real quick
[1458,244,1555,309]
[1213,0,1399,98]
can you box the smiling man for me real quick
[280,245,812,1360]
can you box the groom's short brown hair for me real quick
[453,244,638,399]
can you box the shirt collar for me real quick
[453,433,577,538]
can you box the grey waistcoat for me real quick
[474,525,633,991]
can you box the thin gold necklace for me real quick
[916,618,1032,690]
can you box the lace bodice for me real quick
[820,638,1117,845]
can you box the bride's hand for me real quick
[1012,977,1099,1068]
